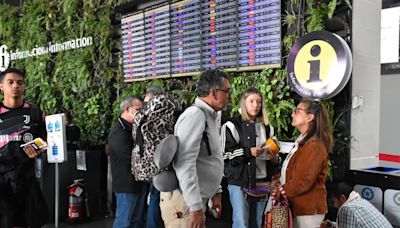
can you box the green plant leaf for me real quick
[327,0,337,19]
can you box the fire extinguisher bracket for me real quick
[73,186,83,197]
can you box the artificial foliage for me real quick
[0,0,125,145]
[0,0,349,149]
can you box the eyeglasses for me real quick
[215,88,231,94]
[130,107,141,111]
[293,107,310,114]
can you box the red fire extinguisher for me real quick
[68,179,88,222]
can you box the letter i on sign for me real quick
[307,45,322,83]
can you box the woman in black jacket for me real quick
[221,88,278,228]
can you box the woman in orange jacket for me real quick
[278,99,333,228]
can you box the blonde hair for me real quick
[239,88,269,125]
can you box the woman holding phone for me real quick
[221,88,279,228]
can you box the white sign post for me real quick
[45,113,68,228]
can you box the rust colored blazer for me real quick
[283,138,329,216]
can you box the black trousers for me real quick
[0,178,48,228]
[0,184,12,228]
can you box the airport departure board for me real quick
[121,0,281,82]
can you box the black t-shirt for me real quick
[0,101,46,193]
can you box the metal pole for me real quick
[55,163,59,228]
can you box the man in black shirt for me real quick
[0,68,47,228]
[108,96,146,228]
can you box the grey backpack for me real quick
[153,106,211,192]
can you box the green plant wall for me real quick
[0,0,125,145]
[0,0,349,147]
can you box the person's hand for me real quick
[250,147,263,157]
[211,193,222,211]
[269,153,279,162]
[261,144,271,153]
[210,194,222,219]
[104,144,110,156]
[273,187,281,200]
[271,182,283,201]
[23,144,44,158]
[262,144,280,162]
[320,220,333,228]
[189,210,205,228]
[266,148,279,163]
[272,173,281,181]
[269,178,280,193]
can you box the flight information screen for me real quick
[121,0,281,82]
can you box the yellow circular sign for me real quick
[294,40,337,90]
[287,31,352,99]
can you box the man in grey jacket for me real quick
[159,70,230,228]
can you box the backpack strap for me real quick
[192,105,212,156]
[134,122,145,157]
[203,128,211,156]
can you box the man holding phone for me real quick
[0,68,47,228]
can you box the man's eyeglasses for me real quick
[130,107,141,111]
[293,107,310,114]
[215,88,231,94]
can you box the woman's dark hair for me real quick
[196,69,228,97]
[332,182,353,199]
[300,99,333,152]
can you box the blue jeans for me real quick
[228,184,267,228]
[146,184,163,228]
[113,192,146,228]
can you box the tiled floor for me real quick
[42,217,231,228]
[42,217,113,228]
